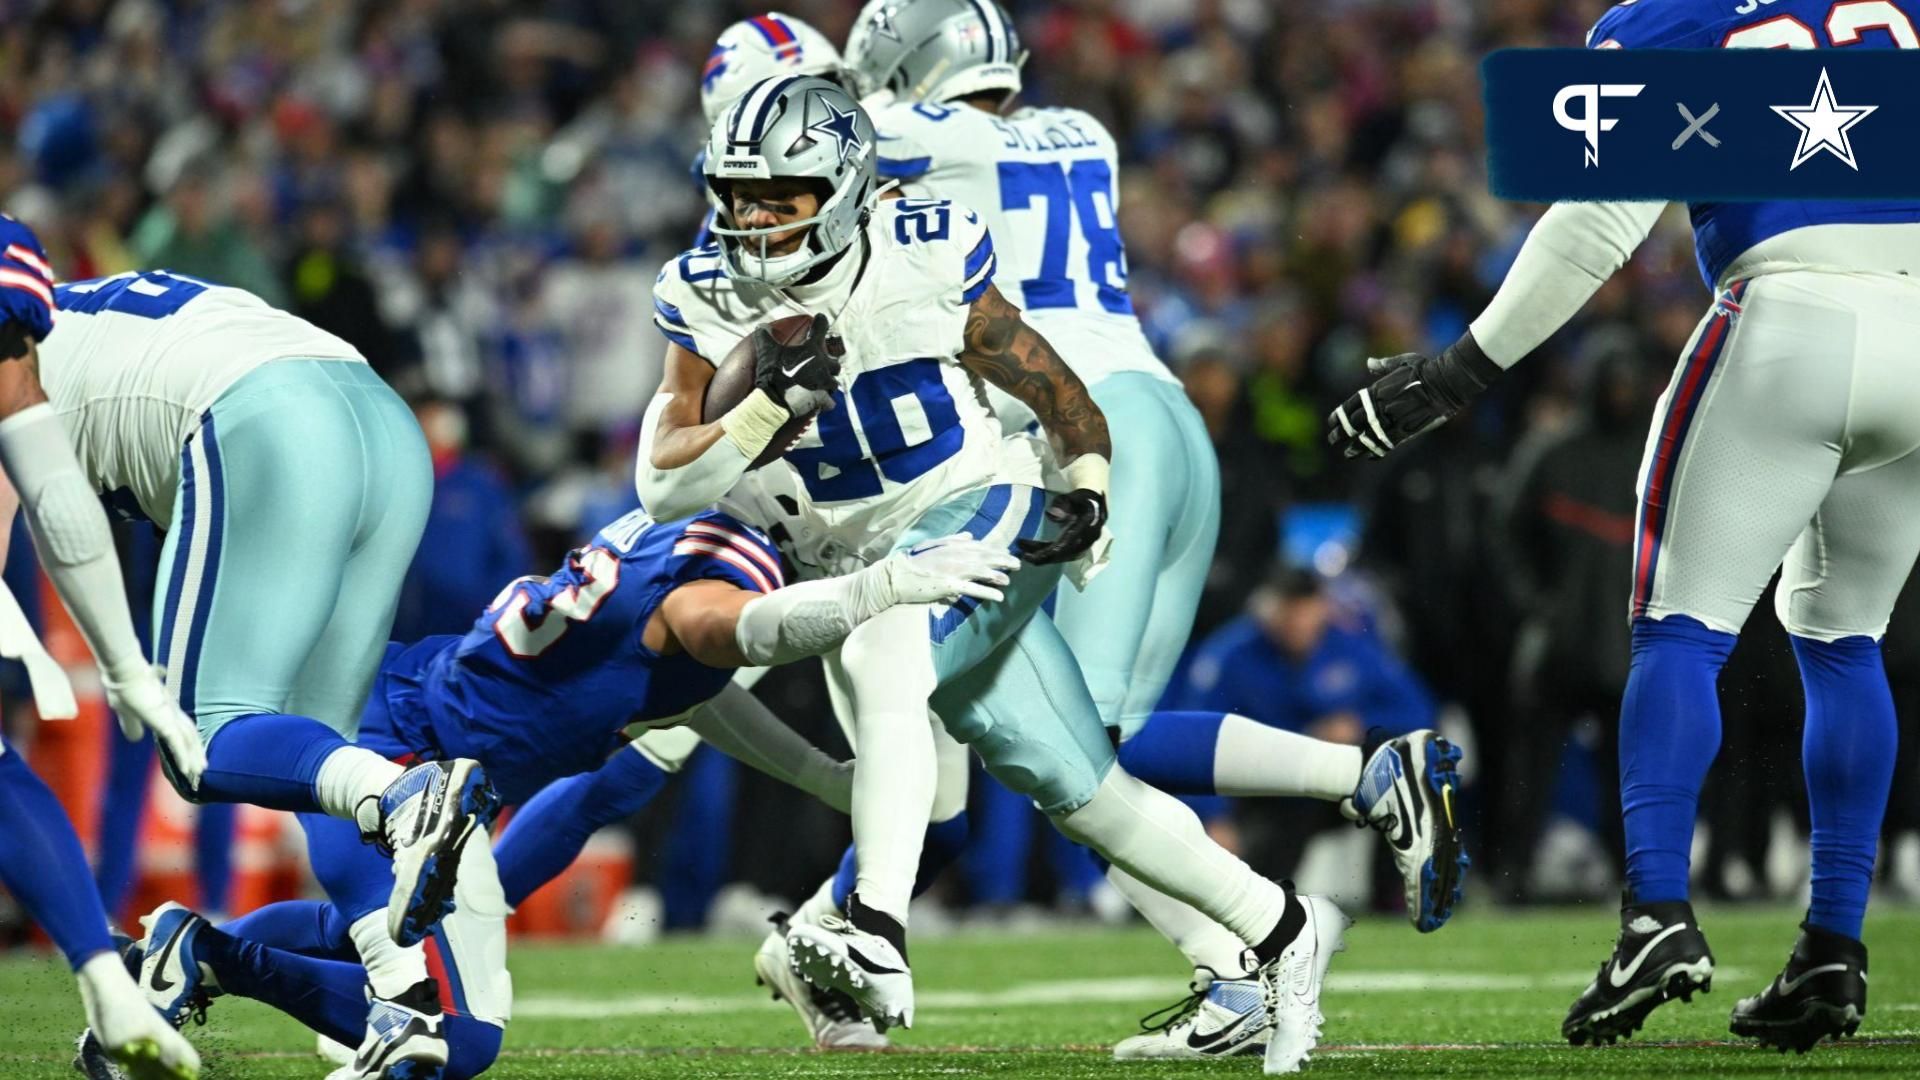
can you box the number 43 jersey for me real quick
[373,508,785,803]
[39,271,364,525]
[652,198,1012,568]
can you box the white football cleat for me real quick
[1256,894,1349,1075]
[1349,729,1467,931]
[756,916,890,1049]
[371,758,502,947]
[76,951,202,1080]
[326,981,449,1080]
[785,913,916,1032]
[1112,972,1268,1060]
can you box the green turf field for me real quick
[2,902,1916,1078]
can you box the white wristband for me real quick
[1064,453,1110,496]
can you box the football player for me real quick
[17,251,514,1069]
[111,509,1014,1080]
[0,219,203,1079]
[643,76,1345,1074]
[1327,0,1920,1053]
[830,0,1467,1058]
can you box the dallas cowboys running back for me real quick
[1329,0,1920,1054]
[113,510,1012,1080]
[839,0,1467,1058]
[644,74,1350,1075]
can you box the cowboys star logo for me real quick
[806,94,866,168]
[1771,67,1876,172]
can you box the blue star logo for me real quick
[806,94,865,168]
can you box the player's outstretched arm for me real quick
[680,682,853,814]
[958,283,1113,566]
[656,533,1018,669]
[0,342,206,786]
[1327,199,1667,461]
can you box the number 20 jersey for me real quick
[38,271,364,525]
[651,198,1010,569]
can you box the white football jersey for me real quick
[39,271,364,525]
[653,198,1010,567]
[870,100,1179,405]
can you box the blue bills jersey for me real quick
[1587,0,1920,286]
[360,508,785,802]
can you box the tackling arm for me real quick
[1327,200,1667,460]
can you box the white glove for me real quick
[882,534,1021,606]
[103,665,206,790]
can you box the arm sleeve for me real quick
[683,681,852,813]
[731,558,895,667]
[1467,200,1668,368]
[0,404,150,684]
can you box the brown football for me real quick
[703,314,828,469]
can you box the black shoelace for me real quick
[1136,966,1230,1033]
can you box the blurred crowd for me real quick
[3,0,1918,935]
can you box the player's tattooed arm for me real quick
[958,283,1110,460]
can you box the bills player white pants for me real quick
[1633,270,1920,639]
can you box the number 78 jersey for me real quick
[870,99,1170,386]
[651,198,1012,568]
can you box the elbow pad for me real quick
[634,393,753,521]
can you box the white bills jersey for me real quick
[870,99,1178,406]
[653,198,1008,567]
[40,270,364,524]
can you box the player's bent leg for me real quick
[1106,866,1269,1060]
[493,745,671,908]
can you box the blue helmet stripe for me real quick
[742,75,803,145]
[967,0,1002,63]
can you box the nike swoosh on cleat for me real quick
[1776,963,1852,997]
[1188,1010,1255,1051]
[148,923,183,994]
[845,945,905,975]
[1608,924,1687,988]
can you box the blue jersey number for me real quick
[785,358,963,502]
[893,199,952,245]
[997,159,1131,315]
[57,271,209,319]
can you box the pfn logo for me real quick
[1553,83,1644,167]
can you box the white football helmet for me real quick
[845,0,1026,106]
[701,13,849,126]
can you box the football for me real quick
[702,313,829,469]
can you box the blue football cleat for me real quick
[1350,730,1468,931]
[372,759,502,947]
[135,903,214,1028]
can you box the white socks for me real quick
[314,747,406,831]
[349,911,427,1000]
[1105,865,1250,977]
[839,606,939,923]
[1212,713,1362,802]
[1051,768,1287,948]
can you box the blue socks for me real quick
[0,748,115,968]
[494,747,669,908]
[199,714,351,812]
[1116,712,1225,794]
[1619,616,1734,904]
[832,811,971,909]
[1793,634,1896,941]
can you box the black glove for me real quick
[1015,488,1108,565]
[1326,332,1501,459]
[752,312,842,416]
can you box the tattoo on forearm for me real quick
[959,285,1110,459]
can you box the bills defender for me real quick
[1329,0,1920,1053]
[107,508,1012,1080]
[645,75,1349,1074]
[828,0,1467,1058]
[0,220,202,1079]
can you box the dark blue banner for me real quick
[1485,49,1920,201]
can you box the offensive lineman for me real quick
[0,219,203,1079]
[1327,0,1920,1053]
[827,0,1467,1057]
[644,75,1344,1074]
